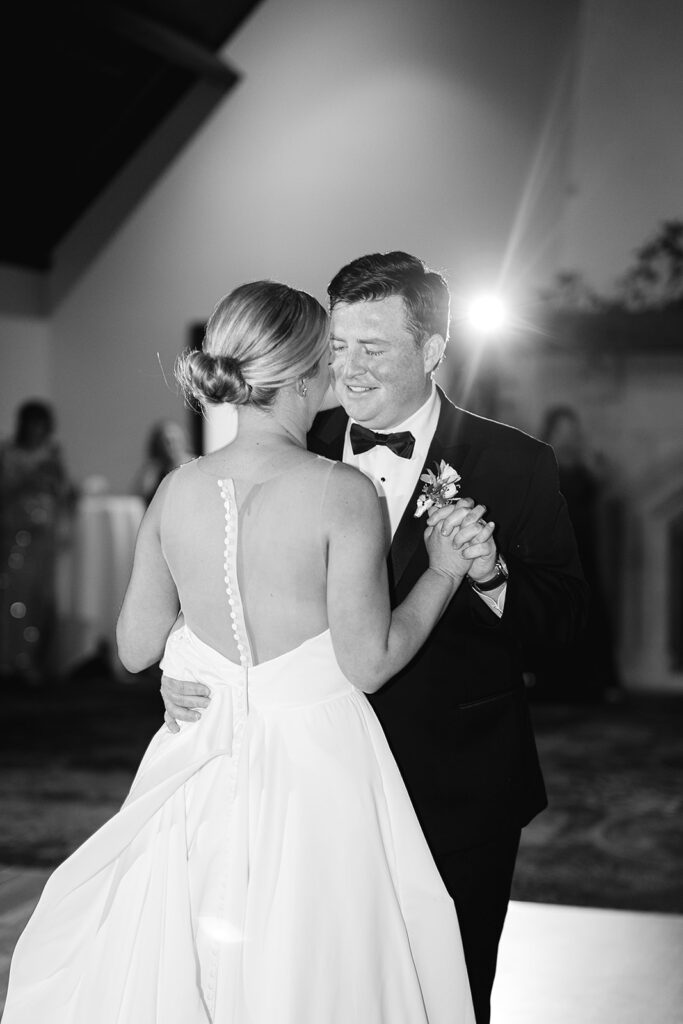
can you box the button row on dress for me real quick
[217,481,250,668]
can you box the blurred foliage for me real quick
[538,270,601,312]
[541,220,683,313]
[615,220,683,311]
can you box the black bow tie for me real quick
[349,423,416,459]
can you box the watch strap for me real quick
[468,556,509,593]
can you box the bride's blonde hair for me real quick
[176,281,329,409]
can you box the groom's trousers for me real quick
[433,828,521,1024]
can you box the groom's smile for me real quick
[330,295,443,431]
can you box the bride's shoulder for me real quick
[322,460,380,519]
[146,458,205,519]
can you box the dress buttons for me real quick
[218,478,252,671]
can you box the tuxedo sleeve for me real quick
[465,443,589,649]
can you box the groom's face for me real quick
[329,295,437,430]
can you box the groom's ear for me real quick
[422,334,446,375]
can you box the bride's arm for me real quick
[117,474,180,672]
[324,463,490,693]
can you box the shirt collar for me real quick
[382,381,439,437]
[344,381,440,462]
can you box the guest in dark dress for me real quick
[133,420,193,506]
[0,401,74,682]
[533,405,622,701]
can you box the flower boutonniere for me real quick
[414,459,462,518]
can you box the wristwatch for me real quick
[468,555,509,593]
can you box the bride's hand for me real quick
[424,499,481,539]
[424,503,491,581]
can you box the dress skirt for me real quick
[2,626,474,1024]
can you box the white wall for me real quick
[49,0,579,491]
[560,0,683,293]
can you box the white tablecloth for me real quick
[55,495,145,676]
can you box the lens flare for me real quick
[466,294,508,334]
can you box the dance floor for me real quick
[492,901,683,1024]
[1,867,681,1021]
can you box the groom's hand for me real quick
[461,526,498,583]
[426,499,481,542]
[160,675,211,733]
[424,497,475,540]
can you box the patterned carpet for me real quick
[512,698,683,913]
[0,668,161,867]
[1,672,681,913]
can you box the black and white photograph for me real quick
[1,1,682,1021]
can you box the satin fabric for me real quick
[3,625,474,1023]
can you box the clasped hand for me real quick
[424,497,498,582]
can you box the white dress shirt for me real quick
[342,383,506,617]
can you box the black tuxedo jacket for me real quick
[308,389,588,853]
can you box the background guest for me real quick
[133,419,193,506]
[0,400,75,683]
[532,405,622,702]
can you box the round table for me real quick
[56,494,145,677]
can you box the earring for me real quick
[298,378,308,398]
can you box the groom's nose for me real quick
[343,345,369,378]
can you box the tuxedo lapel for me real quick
[389,392,472,592]
[310,393,475,594]
[307,406,348,461]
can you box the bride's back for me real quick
[160,446,335,665]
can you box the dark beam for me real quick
[87,4,240,89]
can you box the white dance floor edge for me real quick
[492,900,683,1024]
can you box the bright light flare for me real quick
[466,294,508,335]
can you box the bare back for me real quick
[159,449,336,665]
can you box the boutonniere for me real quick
[414,459,461,517]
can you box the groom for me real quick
[163,252,587,1023]
[309,252,586,1022]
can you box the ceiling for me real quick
[1,1,263,271]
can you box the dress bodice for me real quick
[161,624,354,709]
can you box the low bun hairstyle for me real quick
[176,281,329,410]
[179,352,253,406]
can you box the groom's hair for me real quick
[327,251,450,345]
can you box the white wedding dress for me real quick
[3,459,474,1024]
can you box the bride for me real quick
[2,281,486,1023]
